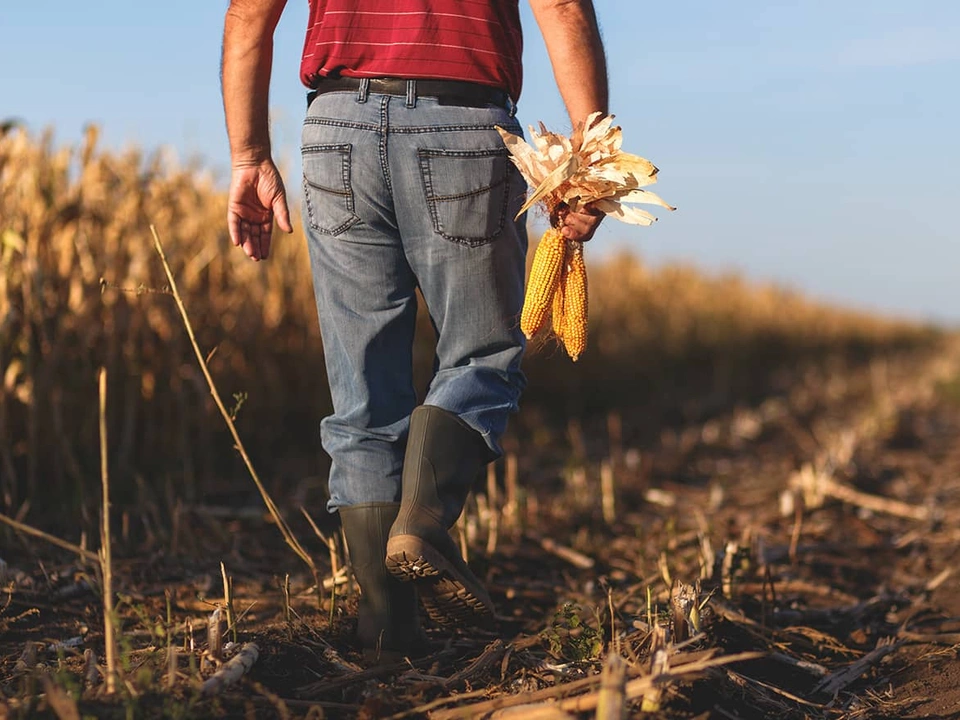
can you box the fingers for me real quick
[228,211,277,261]
[226,161,292,261]
[227,209,271,261]
[257,219,272,259]
[273,194,294,234]
[228,211,243,248]
[560,206,603,242]
[550,201,603,243]
[227,189,277,262]
[236,217,272,261]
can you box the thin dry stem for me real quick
[149,225,316,575]
[0,512,98,563]
[486,462,500,554]
[504,452,519,532]
[529,532,595,569]
[99,367,117,694]
[221,561,236,644]
[600,461,616,524]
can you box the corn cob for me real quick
[520,227,565,339]
[559,241,588,361]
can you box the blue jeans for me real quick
[300,85,528,511]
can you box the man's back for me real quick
[300,0,524,101]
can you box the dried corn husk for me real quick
[496,112,674,224]
[498,112,673,360]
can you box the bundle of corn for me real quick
[497,112,673,360]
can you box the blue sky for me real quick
[3,1,958,323]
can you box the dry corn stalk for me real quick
[200,642,260,696]
[207,607,225,662]
[498,112,673,360]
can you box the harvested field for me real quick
[2,128,959,718]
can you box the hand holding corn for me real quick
[497,112,674,361]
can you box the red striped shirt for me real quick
[299,1,523,101]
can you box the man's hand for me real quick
[222,0,289,260]
[552,202,603,243]
[227,160,292,261]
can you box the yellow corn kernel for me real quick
[560,242,588,361]
[520,227,565,339]
[551,250,569,342]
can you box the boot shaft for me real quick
[385,405,497,624]
[339,502,422,655]
[392,405,492,539]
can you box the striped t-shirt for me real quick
[299,0,524,101]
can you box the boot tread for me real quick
[386,535,494,627]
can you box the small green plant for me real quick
[229,391,248,421]
[542,602,604,662]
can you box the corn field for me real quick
[0,124,937,527]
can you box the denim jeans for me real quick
[300,84,529,511]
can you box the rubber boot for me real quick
[339,503,425,663]
[385,405,496,626]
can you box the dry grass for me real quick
[0,125,322,519]
[0,124,939,534]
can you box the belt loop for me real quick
[357,78,370,104]
[508,97,517,118]
[405,79,417,109]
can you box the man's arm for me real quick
[528,0,608,242]
[221,0,292,261]
[528,0,608,129]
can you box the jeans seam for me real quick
[418,152,440,239]
[390,124,521,135]
[304,117,380,132]
[303,177,351,197]
[379,96,392,196]
[427,175,508,202]
[419,148,510,158]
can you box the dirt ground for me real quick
[2,340,960,719]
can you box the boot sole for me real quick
[385,534,494,627]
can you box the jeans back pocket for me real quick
[418,148,511,246]
[302,143,360,236]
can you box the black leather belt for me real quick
[307,77,511,110]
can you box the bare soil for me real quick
[3,342,960,719]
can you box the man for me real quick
[221,0,608,660]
